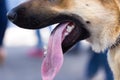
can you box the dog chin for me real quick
[89,41,109,53]
[91,44,107,53]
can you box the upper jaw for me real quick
[7,11,90,52]
[7,8,88,30]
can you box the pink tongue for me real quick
[41,23,69,80]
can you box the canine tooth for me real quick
[44,50,47,57]
[64,32,69,36]
[67,25,75,32]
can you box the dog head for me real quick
[7,0,120,79]
[7,0,120,53]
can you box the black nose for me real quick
[7,10,17,22]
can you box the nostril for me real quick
[7,10,17,22]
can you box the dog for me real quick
[7,0,120,80]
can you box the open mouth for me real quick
[58,21,89,53]
[7,10,90,79]
[41,15,90,80]
[7,6,90,54]
[47,14,90,53]
[7,11,90,53]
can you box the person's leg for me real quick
[0,0,7,63]
[86,52,101,79]
[36,30,44,48]
[103,54,113,80]
[86,49,113,80]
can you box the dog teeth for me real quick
[64,32,69,36]
[63,25,75,38]
[63,24,75,38]
[44,50,47,57]
[66,25,75,33]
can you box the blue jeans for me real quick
[0,0,7,46]
[87,49,113,80]
[36,30,43,48]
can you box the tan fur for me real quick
[108,44,120,80]
[54,0,120,79]
[54,0,75,9]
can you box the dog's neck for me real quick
[109,42,120,80]
[111,34,120,49]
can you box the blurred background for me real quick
[0,0,113,80]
